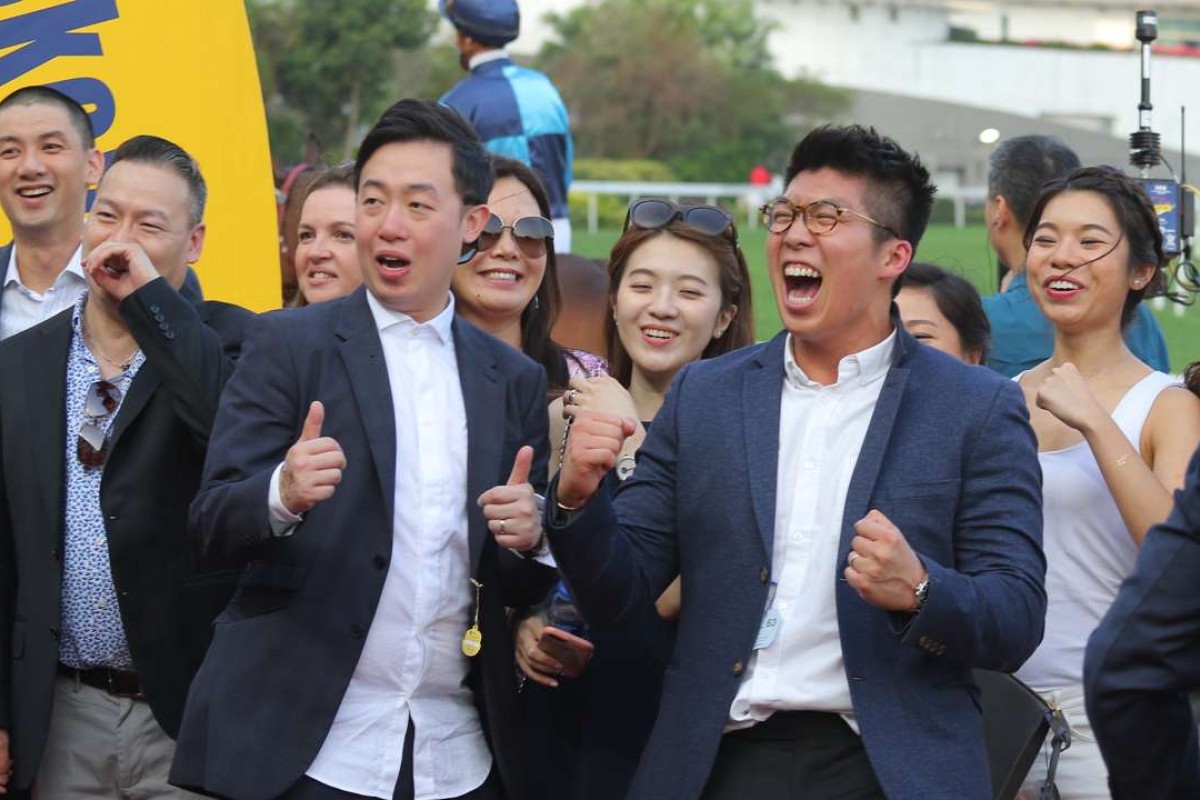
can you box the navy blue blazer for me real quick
[170,287,555,800]
[548,327,1046,799]
[1084,445,1200,799]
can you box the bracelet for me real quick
[556,498,583,513]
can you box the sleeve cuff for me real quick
[268,462,303,537]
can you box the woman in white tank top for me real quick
[1012,167,1200,798]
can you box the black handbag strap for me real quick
[1038,707,1073,800]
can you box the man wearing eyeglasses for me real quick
[0,135,250,798]
[546,125,1046,799]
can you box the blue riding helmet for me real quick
[439,0,520,47]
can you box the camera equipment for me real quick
[1128,9,1196,295]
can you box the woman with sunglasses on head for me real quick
[289,164,363,306]
[452,156,606,396]
[1007,166,1200,798]
[514,198,754,800]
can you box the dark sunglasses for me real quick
[477,213,554,259]
[77,380,121,469]
[624,198,738,246]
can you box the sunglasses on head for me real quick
[77,379,121,469]
[624,198,738,246]
[477,213,554,259]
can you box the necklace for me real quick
[82,313,140,372]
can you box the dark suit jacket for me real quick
[171,287,554,800]
[548,327,1047,800]
[1084,445,1200,799]
[0,278,251,791]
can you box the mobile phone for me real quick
[537,626,595,678]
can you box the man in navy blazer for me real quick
[548,126,1046,799]
[1084,443,1200,799]
[170,100,554,800]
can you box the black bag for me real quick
[974,669,1072,800]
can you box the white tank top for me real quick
[1016,371,1180,691]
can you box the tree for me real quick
[537,0,851,181]
[246,0,436,161]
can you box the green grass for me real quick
[573,225,1200,373]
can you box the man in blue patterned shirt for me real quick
[440,0,575,252]
[0,135,250,798]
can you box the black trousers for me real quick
[701,711,885,800]
[279,719,500,800]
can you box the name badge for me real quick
[753,606,782,651]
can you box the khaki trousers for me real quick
[33,674,204,800]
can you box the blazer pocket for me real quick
[877,478,962,501]
[215,562,308,624]
[10,621,25,660]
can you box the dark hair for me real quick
[604,217,755,387]
[988,135,1080,230]
[897,262,991,364]
[1022,165,1165,327]
[355,99,492,205]
[784,124,935,250]
[108,135,206,226]
[1184,360,1200,399]
[289,163,357,308]
[0,85,95,148]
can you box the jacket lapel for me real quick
[336,290,397,523]
[454,319,502,577]
[839,325,915,549]
[107,360,160,454]
[24,314,72,543]
[743,334,786,560]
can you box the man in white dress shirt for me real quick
[0,85,102,340]
[547,125,1046,799]
[171,99,555,800]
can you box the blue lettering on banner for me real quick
[0,0,119,85]
[46,76,114,137]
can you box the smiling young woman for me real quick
[1013,166,1200,797]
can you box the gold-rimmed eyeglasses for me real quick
[759,198,899,239]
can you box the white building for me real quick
[505,0,1200,161]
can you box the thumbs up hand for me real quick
[280,401,347,515]
[477,445,543,552]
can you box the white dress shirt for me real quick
[728,331,895,730]
[0,243,86,340]
[269,293,490,799]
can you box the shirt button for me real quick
[759,568,769,584]
[158,322,169,331]
[779,601,790,611]
[731,660,744,676]
[153,313,164,322]
[165,331,175,340]
[149,304,161,314]
[97,599,107,609]
[87,365,97,374]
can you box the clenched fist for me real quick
[556,410,636,510]
[845,509,927,612]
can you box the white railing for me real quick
[570,180,989,231]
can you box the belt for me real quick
[57,664,144,699]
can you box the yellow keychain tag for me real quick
[461,626,482,657]
[462,578,483,657]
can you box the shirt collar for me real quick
[783,329,896,390]
[469,49,510,70]
[1006,270,1029,292]
[365,290,456,345]
[4,243,86,289]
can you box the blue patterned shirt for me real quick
[58,294,145,670]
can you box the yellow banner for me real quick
[0,0,280,311]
